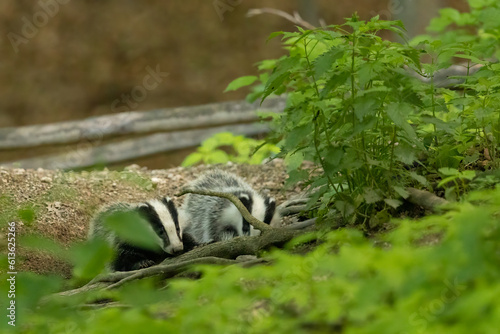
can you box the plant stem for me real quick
[430,57,439,147]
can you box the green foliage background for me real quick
[2,1,500,332]
[2,187,500,333]
[182,132,280,167]
[227,0,500,224]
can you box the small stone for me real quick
[125,164,141,171]
[41,177,52,183]
[13,168,25,175]
[151,177,162,184]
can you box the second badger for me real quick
[180,169,280,244]
[88,197,184,271]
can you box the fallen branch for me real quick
[106,257,238,290]
[57,192,317,297]
[0,98,286,149]
[175,188,272,232]
[57,226,306,296]
[407,188,449,212]
[285,218,317,230]
[59,257,244,296]
[2,123,268,170]
[247,8,318,30]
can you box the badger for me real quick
[88,197,184,272]
[180,170,280,244]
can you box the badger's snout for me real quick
[165,242,184,255]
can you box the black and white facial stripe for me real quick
[181,170,279,244]
[240,193,277,236]
[88,197,184,271]
[138,197,183,255]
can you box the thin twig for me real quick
[175,188,272,232]
[106,257,237,290]
[285,218,317,230]
[246,8,317,30]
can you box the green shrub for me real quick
[228,3,500,222]
[182,132,279,166]
[3,187,500,333]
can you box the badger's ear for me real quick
[264,197,277,225]
[161,197,173,205]
[238,193,252,211]
[136,202,155,220]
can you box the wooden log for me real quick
[0,123,269,170]
[406,187,449,212]
[0,98,286,149]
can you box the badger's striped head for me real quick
[139,197,184,254]
[242,193,279,236]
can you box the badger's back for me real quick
[182,170,278,244]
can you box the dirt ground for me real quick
[0,161,303,277]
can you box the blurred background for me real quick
[0,0,467,168]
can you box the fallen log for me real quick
[1,123,269,169]
[0,98,286,149]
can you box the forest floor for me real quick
[0,160,304,278]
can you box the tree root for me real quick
[58,227,304,296]
[56,190,315,297]
[406,188,449,212]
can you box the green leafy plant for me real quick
[437,167,476,200]
[228,14,427,223]
[227,3,500,223]
[182,132,280,167]
[4,187,500,333]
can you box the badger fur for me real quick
[180,170,280,244]
[88,197,184,271]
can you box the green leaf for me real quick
[393,186,410,199]
[320,71,350,99]
[354,95,378,121]
[214,132,239,145]
[267,31,285,42]
[285,151,304,171]
[439,167,459,176]
[386,103,418,141]
[454,54,488,65]
[20,234,70,261]
[262,73,290,101]
[461,170,476,180]
[224,76,258,92]
[313,49,344,77]
[104,211,162,252]
[438,175,457,188]
[394,145,416,164]
[71,238,114,280]
[182,152,203,167]
[384,198,403,209]
[17,206,36,224]
[363,187,382,204]
[207,150,230,164]
[409,172,430,187]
